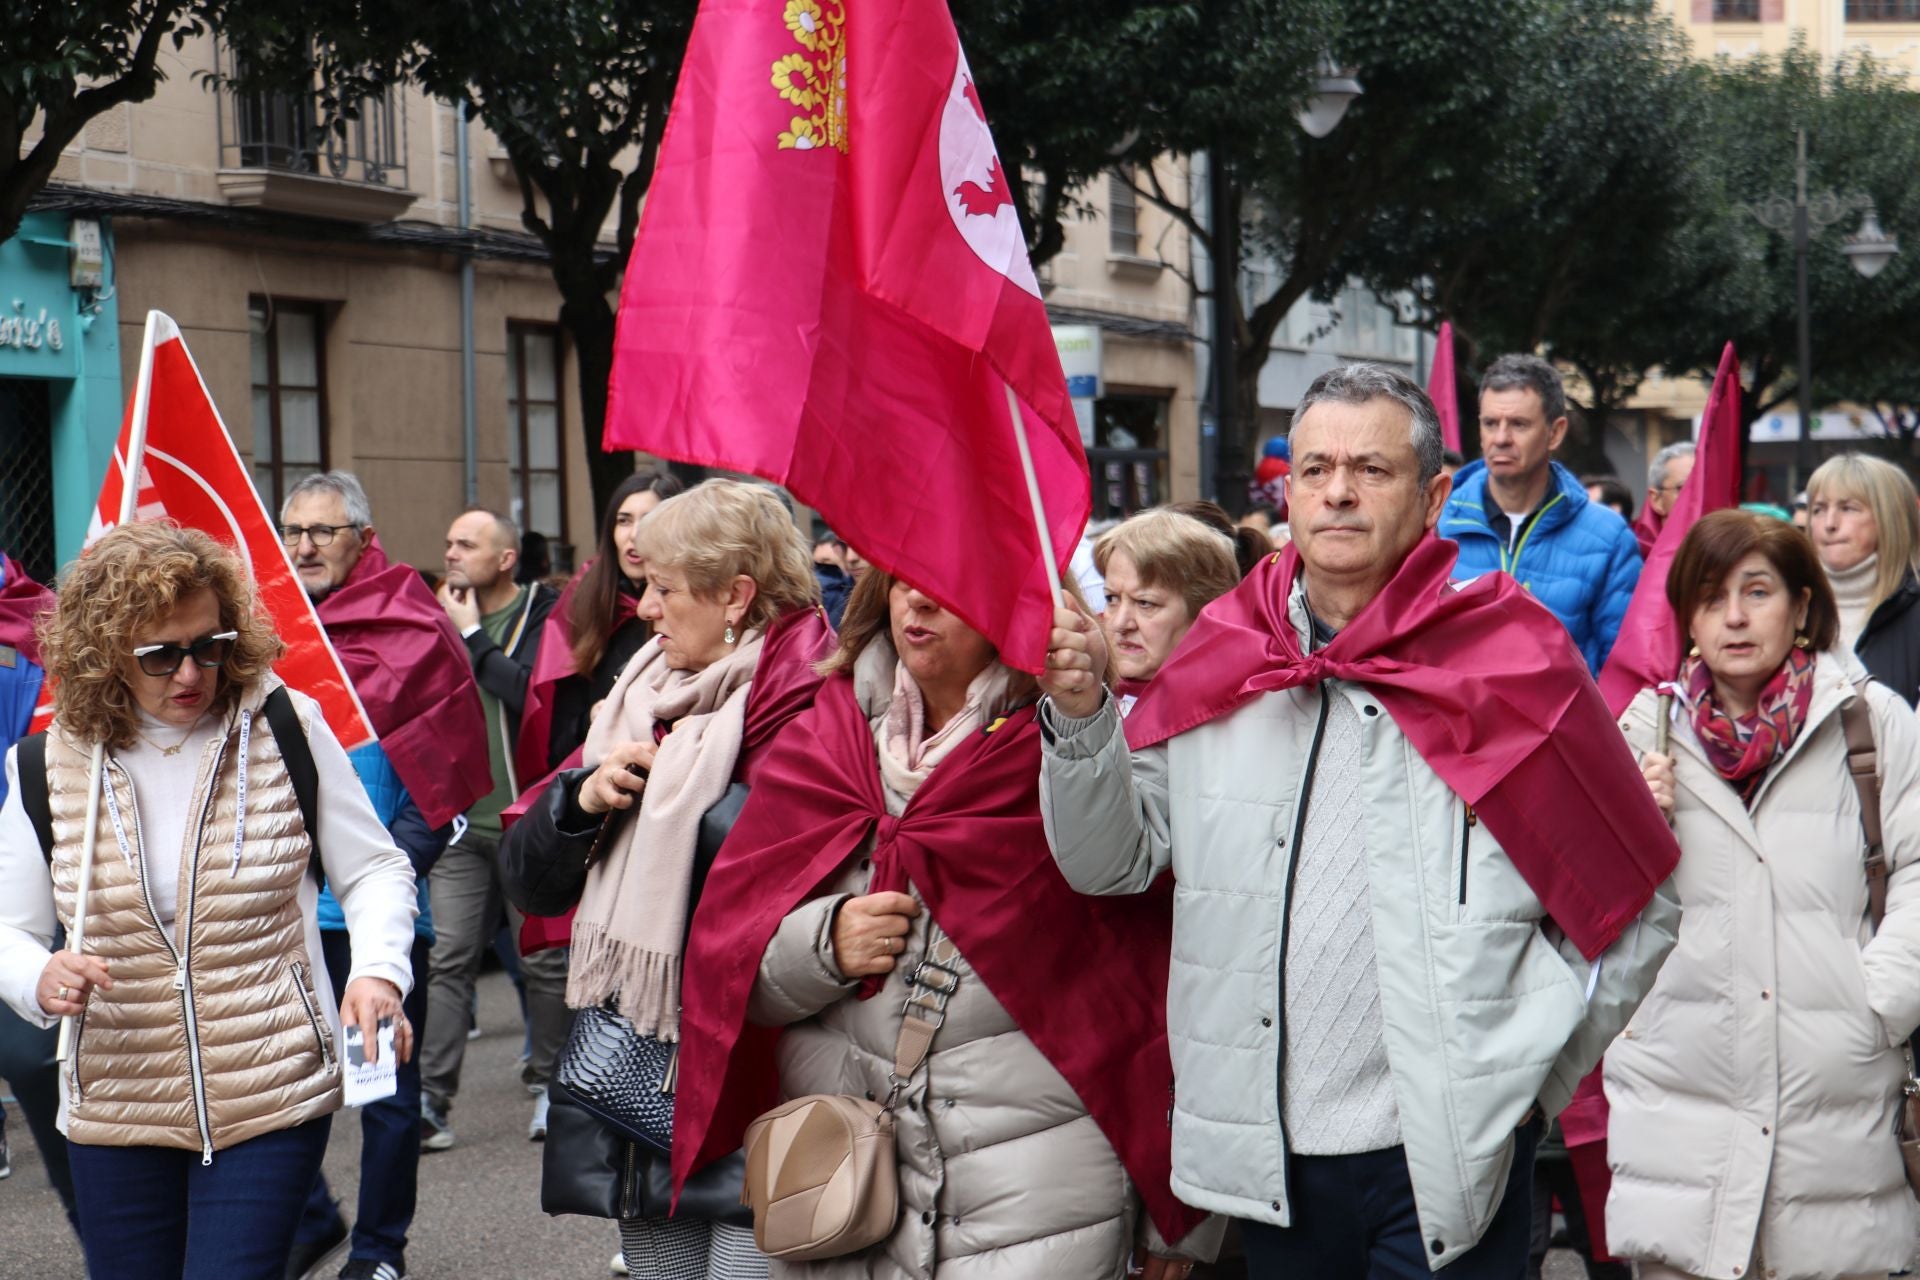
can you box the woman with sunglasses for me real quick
[0,521,420,1280]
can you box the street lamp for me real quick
[1205,54,1364,508]
[1743,127,1900,483]
[1296,55,1364,139]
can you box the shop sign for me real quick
[0,302,64,355]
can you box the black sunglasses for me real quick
[132,631,239,678]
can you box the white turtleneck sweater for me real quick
[1830,553,1879,651]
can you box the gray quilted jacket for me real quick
[1037,584,1680,1271]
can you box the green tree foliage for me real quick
[0,1,219,242]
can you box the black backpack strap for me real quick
[261,687,323,883]
[18,731,52,864]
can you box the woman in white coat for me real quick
[1613,509,1920,1280]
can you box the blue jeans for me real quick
[295,930,431,1266]
[69,1115,333,1280]
[1239,1117,1541,1280]
[0,997,79,1231]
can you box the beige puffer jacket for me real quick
[746,652,1157,1280]
[47,684,361,1158]
[1609,653,1920,1279]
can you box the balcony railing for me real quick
[216,50,414,221]
[1847,0,1920,19]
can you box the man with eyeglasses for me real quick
[1633,441,1697,560]
[281,473,489,1280]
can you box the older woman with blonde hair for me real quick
[1095,507,1244,711]
[0,521,420,1280]
[501,479,832,1280]
[1807,452,1920,705]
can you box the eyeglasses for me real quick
[132,632,239,678]
[279,523,357,548]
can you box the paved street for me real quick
[0,969,624,1280]
[1,967,1589,1278]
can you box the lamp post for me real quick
[1744,127,1899,484]
[1205,56,1363,510]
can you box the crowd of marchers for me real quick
[4,353,1920,1280]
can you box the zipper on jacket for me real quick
[1457,802,1476,906]
[1501,495,1564,577]
[1273,687,1332,1206]
[621,1141,641,1218]
[289,961,335,1072]
[67,1006,88,1103]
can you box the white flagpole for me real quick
[1004,380,1065,608]
[57,310,162,1064]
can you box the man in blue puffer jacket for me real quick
[1440,354,1641,672]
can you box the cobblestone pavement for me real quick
[0,968,1591,1278]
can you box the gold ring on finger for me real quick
[58,985,70,1001]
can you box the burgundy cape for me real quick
[1127,535,1679,960]
[0,555,54,665]
[313,535,488,829]
[509,606,834,956]
[673,677,1206,1244]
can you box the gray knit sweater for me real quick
[1282,688,1402,1155]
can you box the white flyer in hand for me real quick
[341,1017,398,1107]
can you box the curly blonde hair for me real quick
[39,522,284,750]
[631,480,819,631]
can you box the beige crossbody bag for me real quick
[1840,691,1920,1202]
[742,929,961,1261]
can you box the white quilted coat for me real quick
[1609,654,1920,1280]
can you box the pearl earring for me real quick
[725,622,737,646]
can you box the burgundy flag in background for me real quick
[602,0,1089,672]
[1596,342,1744,715]
[1427,319,1461,454]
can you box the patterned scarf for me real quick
[1683,644,1817,806]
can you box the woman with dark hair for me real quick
[517,472,685,783]
[1610,510,1920,1280]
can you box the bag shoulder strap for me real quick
[18,731,52,864]
[1842,686,1887,932]
[261,687,323,883]
[886,928,959,1107]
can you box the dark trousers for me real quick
[69,1114,333,1280]
[294,931,432,1266]
[0,998,79,1232]
[1239,1119,1540,1280]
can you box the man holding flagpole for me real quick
[1037,363,1681,1277]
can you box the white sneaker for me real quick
[611,1251,630,1276]
[528,1086,550,1142]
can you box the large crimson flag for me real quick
[1596,342,1743,716]
[603,0,1089,672]
[1427,320,1461,454]
[30,312,373,747]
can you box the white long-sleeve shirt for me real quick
[0,687,417,1047]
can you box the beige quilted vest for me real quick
[46,682,341,1158]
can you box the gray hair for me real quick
[282,470,373,527]
[1294,362,1446,486]
[1648,441,1696,492]
[1480,353,1567,425]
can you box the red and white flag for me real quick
[1596,341,1744,715]
[30,312,372,746]
[602,0,1089,671]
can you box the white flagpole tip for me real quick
[147,311,182,344]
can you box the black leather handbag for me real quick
[549,781,754,1160]
[554,1006,676,1156]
